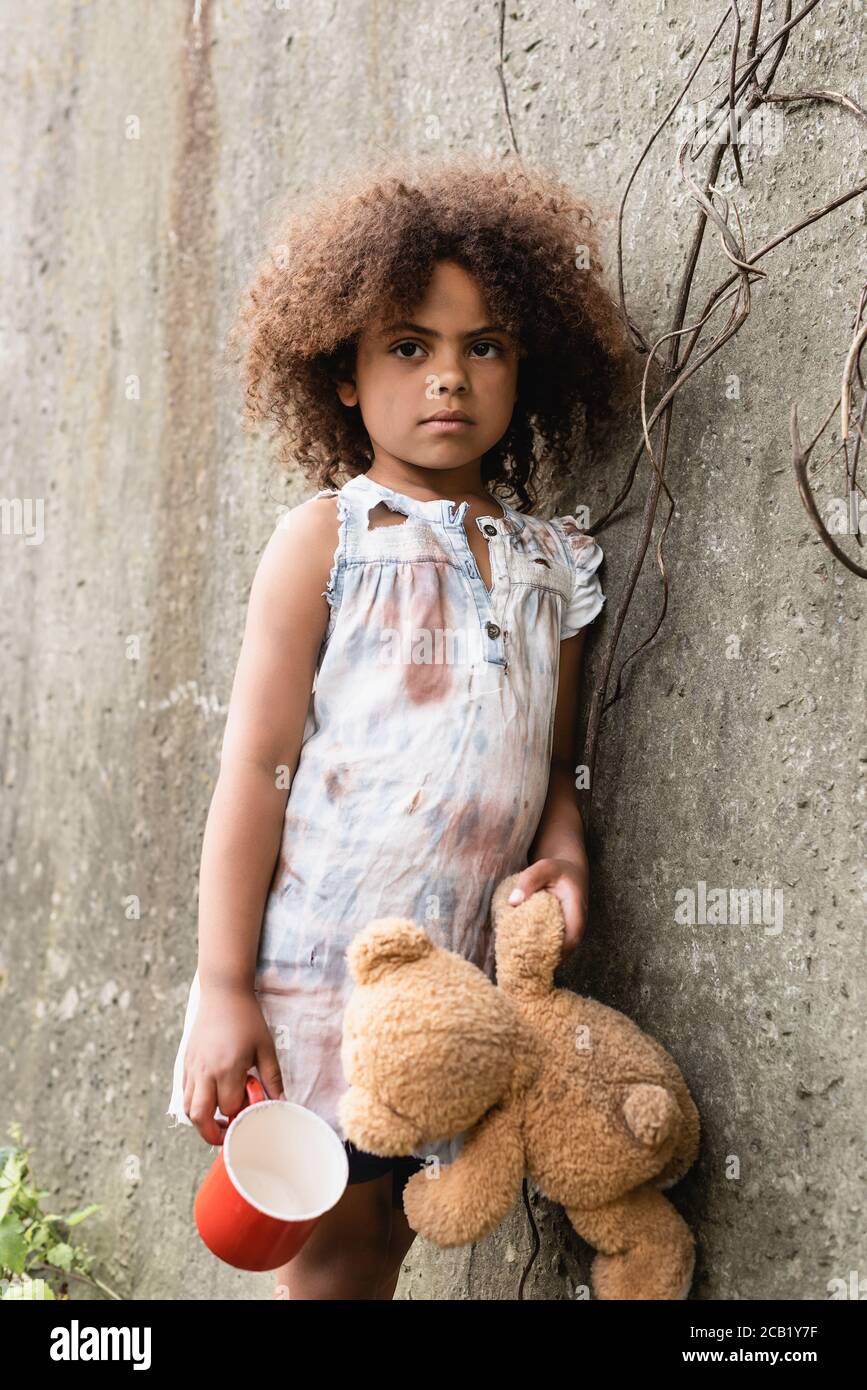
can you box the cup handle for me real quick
[215,1075,266,1139]
[244,1075,268,1107]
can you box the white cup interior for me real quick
[225,1101,348,1222]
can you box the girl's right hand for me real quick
[182,985,286,1146]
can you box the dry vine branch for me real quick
[496,0,520,158]
[573,0,867,833]
[789,284,867,578]
[791,413,867,580]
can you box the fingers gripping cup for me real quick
[194,1077,349,1271]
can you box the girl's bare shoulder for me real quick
[249,493,340,625]
[271,491,340,547]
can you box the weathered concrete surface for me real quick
[1,0,863,1301]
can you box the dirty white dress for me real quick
[166,471,605,1166]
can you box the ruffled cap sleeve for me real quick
[548,514,606,639]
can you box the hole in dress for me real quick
[367,500,411,530]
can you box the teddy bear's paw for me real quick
[401,1167,480,1247]
[402,1168,452,1244]
[590,1238,696,1301]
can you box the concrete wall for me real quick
[1,0,863,1300]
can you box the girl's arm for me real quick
[184,495,339,1140]
[509,630,590,960]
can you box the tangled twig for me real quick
[574,0,867,828]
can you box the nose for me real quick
[430,347,469,394]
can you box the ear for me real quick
[345,918,432,985]
[335,377,358,408]
[337,1084,423,1155]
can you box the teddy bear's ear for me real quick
[338,1084,423,1153]
[345,918,434,985]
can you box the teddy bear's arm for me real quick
[491,878,564,998]
[402,1102,526,1247]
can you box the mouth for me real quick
[420,410,474,432]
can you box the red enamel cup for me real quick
[193,1076,349,1271]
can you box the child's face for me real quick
[336,260,520,478]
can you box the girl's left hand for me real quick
[506,856,589,964]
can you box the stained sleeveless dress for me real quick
[166,471,605,1166]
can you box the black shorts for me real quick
[344,1140,425,1207]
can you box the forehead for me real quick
[371,261,516,337]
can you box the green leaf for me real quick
[0,1215,28,1275]
[44,1243,74,1271]
[27,1224,52,1251]
[0,1153,27,1187]
[64,1204,102,1227]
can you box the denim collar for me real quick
[343,471,526,533]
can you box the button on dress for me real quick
[166,471,605,1166]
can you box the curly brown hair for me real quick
[226,153,635,511]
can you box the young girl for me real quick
[166,155,629,1300]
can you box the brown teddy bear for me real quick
[338,871,701,1300]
